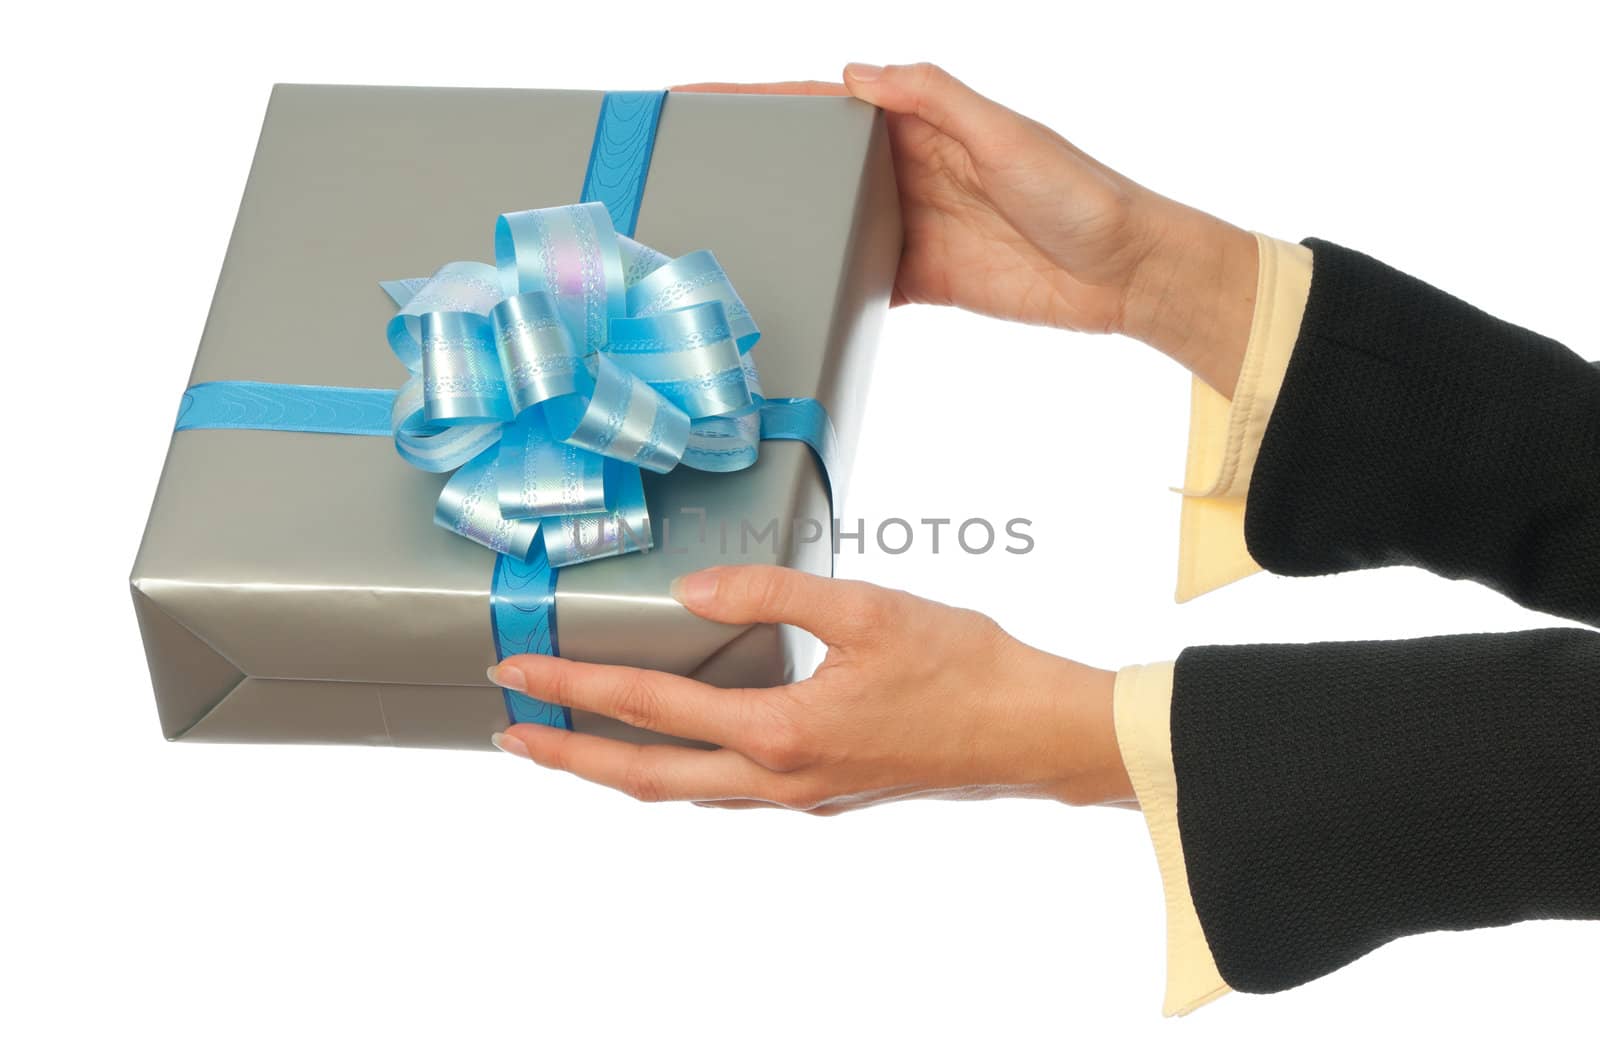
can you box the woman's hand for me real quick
[680,62,1259,397]
[489,565,1132,813]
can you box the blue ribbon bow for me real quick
[381,203,770,567]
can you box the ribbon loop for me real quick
[607,301,752,420]
[421,311,513,424]
[541,461,652,568]
[494,203,624,355]
[496,410,607,521]
[491,290,585,413]
[542,355,690,474]
[625,249,761,355]
[386,262,504,371]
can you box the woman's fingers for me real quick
[497,726,776,803]
[841,62,1015,148]
[491,655,763,749]
[676,65,1019,157]
[670,564,893,647]
[672,80,848,96]
[490,643,822,772]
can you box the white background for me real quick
[4,1,1596,1059]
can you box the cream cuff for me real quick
[1175,234,1314,602]
[1114,662,1231,1016]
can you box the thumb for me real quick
[670,564,887,645]
[842,62,1016,146]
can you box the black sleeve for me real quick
[1245,239,1600,625]
[1173,630,1600,993]
[1171,240,1600,994]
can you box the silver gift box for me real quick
[131,85,900,748]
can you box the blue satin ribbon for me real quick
[177,381,396,436]
[173,90,837,728]
[490,550,567,729]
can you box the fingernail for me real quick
[487,663,526,691]
[844,63,883,82]
[491,731,530,759]
[669,569,719,610]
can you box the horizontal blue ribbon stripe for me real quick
[177,381,397,436]
[178,386,837,497]
[173,90,837,730]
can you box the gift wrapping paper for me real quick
[131,84,899,748]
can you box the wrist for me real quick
[1117,202,1259,398]
[1056,663,1133,807]
[1001,645,1131,807]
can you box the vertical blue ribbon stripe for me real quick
[580,92,666,240]
[173,90,839,730]
[490,89,666,727]
[490,550,568,728]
